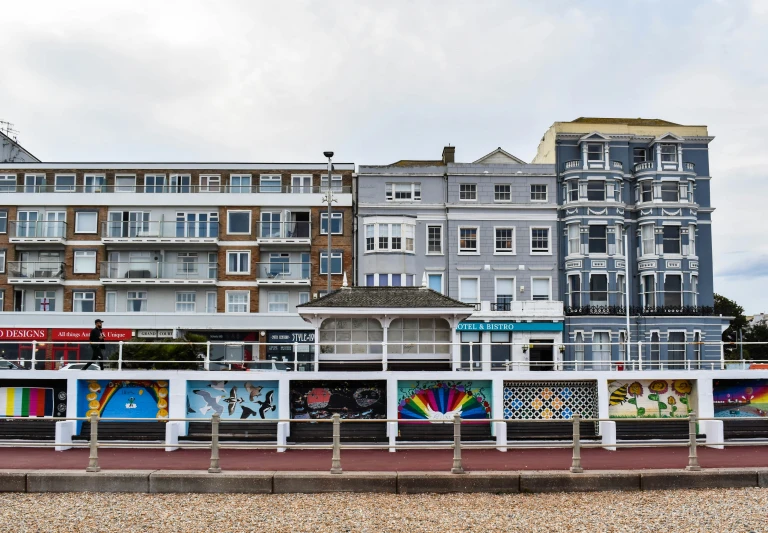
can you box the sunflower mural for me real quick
[78,380,170,421]
[398,381,492,421]
[608,379,694,418]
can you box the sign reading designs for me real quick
[187,381,279,420]
[78,380,169,421]
[456,322,563,332]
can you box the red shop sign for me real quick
[0,328,47,341]
[52,329,134,341]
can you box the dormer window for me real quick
[586,143,603,161]
[660,144,677,163]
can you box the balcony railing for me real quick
[684,162,695,171]
[633,161,655,172]
[566,305,716,316]
[7,261,65,280]
[255,262,311,282]
[611,161,623,170]
[256,221,311,240]
[0,184,352,194]
[9,221,67,240]
[99,262,217,282]
[563,160,581,170]
[478,301,564,316]
[100,221,219,240]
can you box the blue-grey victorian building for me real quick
[533,118,728,370]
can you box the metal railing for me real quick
[566,305,717,317]
[99,261,217,281]
[7,261,65,279]
[255,262,311,281]
[100,221,219,240]
[9,221,67,239]
[256,221,311,240]
[0,184,352,194]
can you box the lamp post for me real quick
[323,151,334,294]
[624,231,631,365]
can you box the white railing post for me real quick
[469,342,473,372]
[118,341,124,371]
[451,413,464,474]
[381,343,387,371]
[720,341,725,370]
[30,340,37,371]
[570,413,583,473]
[637,341,643,370]
[293,342,298,371]
[205,341,211,371]
[330,414,342,474]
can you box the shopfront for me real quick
[51,329,133,365]
[0,328,47,369]
[265,330,315,371]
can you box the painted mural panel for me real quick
[713,380,768,418]
[503,381,598,420]
[290,381,386,419]
[78,380,169,420]
[0,379,67,417]
[187,381,279,420]
[398,381,492,420]
[608,379,695,418]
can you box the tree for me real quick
[714,293,749,360]
[745,322,768,362]
[121,333,207,370]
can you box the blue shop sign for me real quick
[456,322,564,332]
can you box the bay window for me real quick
[642,275,656,307]
[660,143,677,162]
[568,224,580,255]
[588,225,607,254]
[664,274,683,307]
[589,274,608,306]
[663,226,681,254]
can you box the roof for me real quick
[570,117,682,127]
[297,287,474,309]
[0,130,41,163]
[385,159,445,167]
[473,147,526,165]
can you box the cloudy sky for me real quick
[2,0,766,312]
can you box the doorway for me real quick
[529,339,554,371]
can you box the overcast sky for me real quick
[2,0,766,313]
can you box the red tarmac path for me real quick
[1,446,767,472]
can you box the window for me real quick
[693,331,702,367]
[365,225,374,251]
[378,274,388,287]
[661,181,679,202]
[633,148,647,164]
[319,252,342,274]
[459,183,477,201]
[530,227,550,254]
[73,250,97,274]
[227,210,251,235]
[115,175,136,193]
[427,225,442,254]
[144,174,166,193]
[200,174,221,192]
[495,227,515,254]
[428,273,443,293]
[617,274,626,306]
[70,291,94,313]
[388,318,451,355]
[0,175,16,192]
[268,292,289,312]
[568,274,581,308]
[167,173,190,193]
[205,291,217,313]
[84,174,105,193]
[568,224,580,255]
[54,174,76,192]
[34,290,56,312]
[0,290,4,312]
[176,292,196,312]
[230,174,251,193]
[494,184,511,201]
[319,317,383,355]
[321,174,343,192]
[586,143,603,161]
[0,211,6,233]
[592,332,611,366]
[687,225,696,256]
[320,212,343,234]
[668,332,686,369]
[615,225,624,255]
[588,225,607,254]
[586,181,606,201]
[619,330,627,363]
[385,182,421,201]
[459,277,479,304]
[686,181,694,203]
[664,274,682,307]
[178,252,199,275]
[574,332,585,369]
[75,212,97,234]
[649,331,661,369]
[532,278,550,301]
[530,184,547,201]
[106,291,117,313]
[127,291,148,312]
[0,250,4,273]
[691,275,699,307]
[496,278,515,308]
[226,251,250,274]
[291,175,312,193]
[226,291,249,313]
[567,181,579,202]
[459,227,478,253]
[640,181,653,202]
[660,143,677,162]
[24,174,46,193]
[378,224,388,249]
[404,225,414,252]
[643,275,656,307]
[662,226,681,254]
[299,292,310,305]
[641,224,655,256]
[260,175,282,193]
[365,274,374,286]
[590,274,608,306]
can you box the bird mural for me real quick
[256,390,277,419]
[222,386,244,416]
[244,383,263,401]
[193,389,224,415]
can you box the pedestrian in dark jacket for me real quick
[84,319,105,370]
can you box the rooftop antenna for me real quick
[0,121,20,141]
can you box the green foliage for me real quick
[120,333,207,370]
[715,293,747,359]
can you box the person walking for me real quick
[84,319,105,370]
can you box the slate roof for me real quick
[570,117,681,127]
[297,287,474,309]
[386,159,445,167]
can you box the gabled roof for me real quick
[0,131,41,163]
[473,147,526,165]
[570,117,682,127]
[652,132,684,143]
[297,287,473,309]
[578,131,611,142]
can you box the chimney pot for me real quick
[442,145,455,164]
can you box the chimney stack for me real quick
[442,145,455,164]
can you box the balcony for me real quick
[7,262,65,284]
[566,305,716,316]
[101,221,219,244]
[255,262,311,285]
[0,184,353,194]
[99,261,217,285]
[9,221,67,243]
[256,221,311,245]
[472,300,564,319]
[633,161,655,172]
[563,160,581,171]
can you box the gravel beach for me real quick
[1,489,767,533]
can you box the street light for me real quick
[323,151,335,294]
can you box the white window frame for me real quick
[226,250,251,275]
[531,277,552,301]
[458,276,480,304]
[205,291,217,313]
[226,210,252,235]
[568,273,581,308]
[689,224,697,257]
[592,330,611,363]
[320,212,343,235]
[530,184,548,202]
[114,174,136,193]
[458,226,479,254]
[73,250,97,274]
[319,251,343,275]
[299,291,310,305]
[127,291,148,312]
[529,226,552,255]
[83,174,105,193]
[229,174,252,193]
[72,291,95,313]
[691,274,699,307]
[640,223,655,256]
[225,290,250,313]
[54,174,76,193]
[321,174,343,192]
[426,225,443,255]
[34,290,57,312]
[259,174,282,193]
[586,143,604,161]
[642,273,657,308]
[427,273,444,294]
[268,291,290,313]
[459,183,477,201]
[175,291,196,313]
[615,224,624,255]
[144,173,166,193]
[106,291,117,313]
[662,224,682,255]
[663,273,683,307]
[493,226,516,255]
[693,330,702,366]
[0,174,17,192]
[494,276,516,304]
[385,182,421,201]
[574,331,585,370]
[199,174,221,193]
[660,143,678,163]
[568,223,580,256]
[291,174,313,193]
[0,250,5,273]
[588,272,609,307]
[494,184,511,202]
[588,224,608,255]
[74,211,98,234]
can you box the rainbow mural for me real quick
[713,379,768,418]
[78,380,169,420]
[0,387,54,417]
[398,381,492,421]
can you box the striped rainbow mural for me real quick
[398,381,492,421]
[0,387,54,417]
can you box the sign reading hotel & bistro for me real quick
[456,322,564,332]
